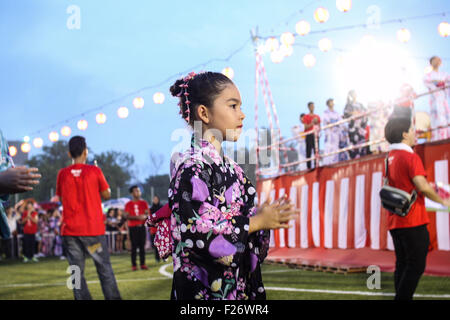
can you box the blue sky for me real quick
[1,0,449,179]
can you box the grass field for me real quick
[0,253,449,300]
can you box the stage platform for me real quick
[266,247,450,277]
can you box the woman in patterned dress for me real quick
[167,72,297,300]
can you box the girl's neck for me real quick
[202,129,223,156]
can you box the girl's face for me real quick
[204,84,245,142]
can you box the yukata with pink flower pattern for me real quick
[168,134,269,300]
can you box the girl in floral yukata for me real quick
[167,71,296,300]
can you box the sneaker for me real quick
[132,266,137,271]
[60,256,66,260]
[140,265,148,270]
[32,257,39,262]
[23,257,29,263]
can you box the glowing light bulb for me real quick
[96,113,107,124]
[61,126,71,137]
[397,28,411,43]
[33,137,43,148]
[303,53,316,68]
[21,142,31,153]
[222,67,235,80]
[314,7,330,23]
[133,97,145,109]
[280,32,295,46]
[49,131,59,142]
[438,22,450,37]
[77,119,88,131]
[9,146,17,157]
[318,38,332,52]
[153,92,165,104]
[336,0,352,12]
[117,106,129,119]
[295,20,311,36]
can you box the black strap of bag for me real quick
[380,156,418,217]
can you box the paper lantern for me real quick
[303,53,316,68]
[9,146,17,157]
[21,142,31,153]
[397,28,411,43]
[336,0,352,12]
[318,38,332,52]
[280,32,295,46]
[438,22,450,37]
[153,92,165,104]
[117,106,129,119]
[49,131,59,142]
[314,7,329,23]
[270,50,284,63]
[61,126,71,137]
[279,44,294,57]
[424,66,433,75]
[133,97,145,109]
[77,119,88,131]
[295,20,311,36]
[33,137,43,148]
[96,113,107,124]
[222,67,235,80]
[23,136,30,143]
[265,37,279,52]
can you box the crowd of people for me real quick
[0,196,164,263]
[292,55,449,170]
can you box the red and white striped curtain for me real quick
[256,140,450,252]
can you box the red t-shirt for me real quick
[303,114,321,133]
[125,200,149,227]
[56,164,109,236]
[22,211,38,234]
[386,149,429,230]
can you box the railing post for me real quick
[314,126,320,169]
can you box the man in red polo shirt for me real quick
[301,101,321,169]
[124,186,149,271]
[384,117,450,300]
[55,136,121,300]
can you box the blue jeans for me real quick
[63,235,121,300]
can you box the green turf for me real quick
[0,254,449,300]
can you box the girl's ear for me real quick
[197,105,210,124]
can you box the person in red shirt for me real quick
[55,136,121,300]
[384,117,450,300]
[124,186,149,271]
[301,102,321,169]
[19,201,39,263]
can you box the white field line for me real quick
[0,277,169,289]
[160,264,450,299]
[1,264,449,299]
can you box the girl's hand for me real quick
[250,195,298,233]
